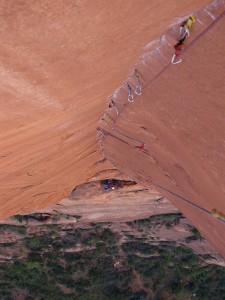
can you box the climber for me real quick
[135,142,150,154]
[102,180,110,192]
[180,16,195,37]
[108,179,116,190]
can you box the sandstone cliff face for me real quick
[1,0,225,261]
[1,0,211,218]
[99,1,225,257]
[1,180,224,265]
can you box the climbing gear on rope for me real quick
[180,20,189,37]
[134,69,142,95]
[127,83,134,102]
[109,99,119,115]
[180,15,195,37]
[172,15,195,65]
[180,22,190,37]
[171,54,182,64]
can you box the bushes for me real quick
[12,215,28,223]
[122,241,158,255]
[134,213,182,229]
[127,254,162,278]
[0,215,225,299]
[191,227,202,239]
[0,224,26,235]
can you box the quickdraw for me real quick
[127,83,134,102]
[109,99,120,115]
[134,69,142,95]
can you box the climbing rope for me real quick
[113,10,225,107]
[146,178,225,225]
[113,128,143,144]
[183,9,225,54]
[97,127,132,147]
[100,7,225,226]
[134,9,225,97]
[98,127,225,226]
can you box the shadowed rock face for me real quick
[1,180,224,266]
[0,0,210,218]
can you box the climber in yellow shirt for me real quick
[180,16,196,38]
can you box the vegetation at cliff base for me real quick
[0,213,224,299]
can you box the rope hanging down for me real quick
[147,179,225,225]
[98,127,225,225]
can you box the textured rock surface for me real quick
[0,0,211,218]
[100,1,225,257]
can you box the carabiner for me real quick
[127,83,134,102]
[171,54,182,65]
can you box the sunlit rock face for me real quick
[0,0,211,218]
[99,2,225,258]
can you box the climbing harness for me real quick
[180,23,190,37]
[134,69,142,95]
[180,28,190,40]
[127,83,134,102]
[180,25,189,37]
